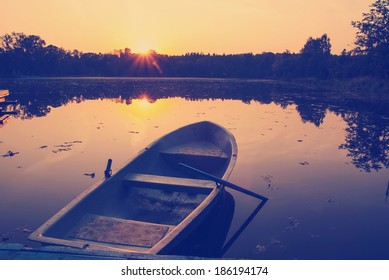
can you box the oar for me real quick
[179,163,268,201]
[104,159,112,178]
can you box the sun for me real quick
[130,46,163,75]
[139,50,152,57]
[133,41,153,55]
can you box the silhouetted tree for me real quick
[299,34,332,78]
[351,0,389,77]
[300,34,331,56]
[0,32,47,75]
[272,51,300,78]
[352,0,389,55]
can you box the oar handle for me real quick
[179,163,268,201]
[104,159,112,178]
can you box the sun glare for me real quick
[136,49,151,56]
[136,95,153,110]
[133,41,154,55]
[130,47,163,75]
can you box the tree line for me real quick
[1,0,388,79]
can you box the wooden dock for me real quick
[0,243,206,260]
[0,90,18,126]
[0,110,17,116]
[0,100,17,105]
[0,90,9,98]
[0,115,11,125]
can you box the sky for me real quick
[1,0,373,55]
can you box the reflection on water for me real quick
[340,113,389,172]
[0,78,388,259]
[170,191,236,258]
[2,78,388,172]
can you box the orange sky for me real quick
[1,0,372,55]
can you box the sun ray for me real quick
[130,50,163,75]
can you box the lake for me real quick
[0,78,388,259]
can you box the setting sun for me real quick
[132,40,154,55]
[138,50,151,56]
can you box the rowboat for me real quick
[29,121,238,255]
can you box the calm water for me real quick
[0,78,388,259]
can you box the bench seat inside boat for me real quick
[69,214,172,248]
[123,173,216,194]
[160,140,228,171]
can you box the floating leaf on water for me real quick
[255,244,267,253]
[284,216,300,231]
[260,175,275,190]
[308,232,320,238]
[0,233,11,242]
[72,141,82,144]
[84,173,95,178]
[270,238,285,248]
[55,144,72,148]
[52,141,82,153]
[2,150,19,157]
[53,148,71,153]
[15,225,33,234]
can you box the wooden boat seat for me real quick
[69,214,172,248]
[123,173,216,192]
[160,140,228,159]
[160,140,228,170]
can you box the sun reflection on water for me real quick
[135,95,153,109]
[114,94,172,121]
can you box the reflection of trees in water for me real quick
[1,78,388,172]
[2,78,302,119]
[340,112,389,172]
[296,104,327,126]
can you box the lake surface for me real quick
[0,78,388,259]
